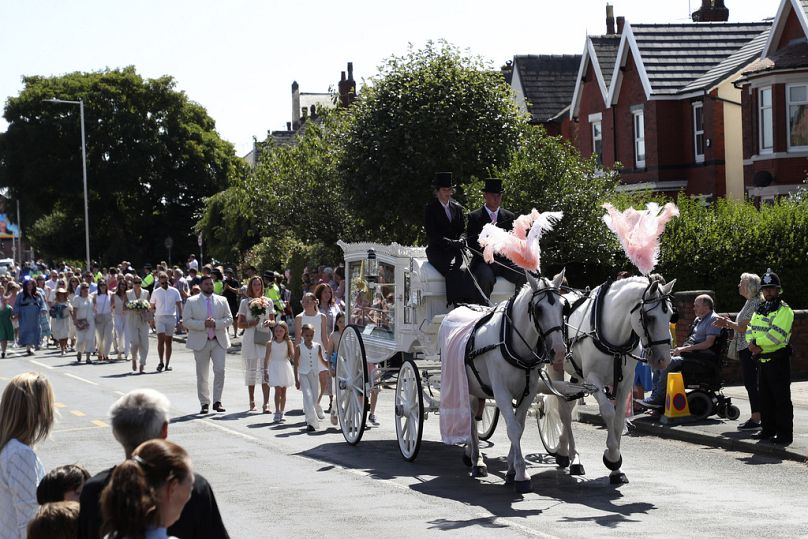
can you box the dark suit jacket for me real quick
[466,206,516,262]
[78,467,229,539]
[424,198,465,249]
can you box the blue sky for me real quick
[1,0,778,155]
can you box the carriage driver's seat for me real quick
[415,259,516,318]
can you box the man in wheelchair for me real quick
[637,294,722,409]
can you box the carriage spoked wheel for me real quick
[395,358,424,461]
[476,400,499,441]
[335,325,369,445]
[536,394,563,456]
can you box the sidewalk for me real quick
[576,381,808,463]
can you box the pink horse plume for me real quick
[477,209,563,272]
[601,202,679,276]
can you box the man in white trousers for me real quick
[183,274,232,414]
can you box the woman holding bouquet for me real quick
[125,277,151,374]
[237,276,274,412]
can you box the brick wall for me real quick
[673,290,808,383]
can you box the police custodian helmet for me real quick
[761,268,782,289]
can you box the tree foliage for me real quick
[337,40,525,243]
[0,67,243,265]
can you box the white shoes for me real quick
[316,406,325,420]
[368,414,379,426]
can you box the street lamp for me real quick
[43,97,90,271]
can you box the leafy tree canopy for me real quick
[0,66,244,266]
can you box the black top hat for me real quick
[225,267,234,274]
[262,270,274,279]
[761,268,782,289]
[481,178,505,193]
[432,172,454,189]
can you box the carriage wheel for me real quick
[395,358,424,461]
[476,400,499,441]
[336,325,368,445]
[536,394,563,456]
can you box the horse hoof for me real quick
[570,463,585,476]
[504,471,516,484]
[610,473,629,485]
[462,454,472,467]
[555,455,570,468]
[471,465,488,478]
[602,454,622,471]
[514,479,532,494]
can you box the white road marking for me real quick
[29,360,53,370]
[64,372,98,386]
[70,410,86,417]
[114,391,125,396]
[200,418,259,442]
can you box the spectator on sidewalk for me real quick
[77,389,229,539]
[27,501,80,539]
[36,464,90,504]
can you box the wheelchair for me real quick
[678,328,741,421]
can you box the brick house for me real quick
[738,0,808,201]
[569,12,770,197]
[509,54,581,137]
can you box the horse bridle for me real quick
[629,283,675,349]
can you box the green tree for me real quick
[0,67,243,266]
[338,40,526,243]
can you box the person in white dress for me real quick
[0,373,55,539]
[265,321,296,422]
[315,283,342,414]
[294,324,327,432]
[93,281,114,361]
[50,288,72,356]
[126,277,151,374]
[111,282,129,360]
[294,293,329,420]
[71,284,95,364]
[237,276,274,412]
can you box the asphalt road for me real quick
[2,339,807,538]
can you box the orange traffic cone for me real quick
[660,371,690,424]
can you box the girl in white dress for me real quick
[265,321,296,422]
[50,289,72,356]
[294,293,329,419]
[237,276,274,412]
[70,284,95,364]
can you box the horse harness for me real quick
[565,279,673,400]
[463,279,563,408]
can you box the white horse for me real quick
[447,270,567,493]
[552,276,676,484]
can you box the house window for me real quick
[592,121,603,166]
[759,87,773,153]
[787,84,808,149]
[633,109,645,168]
[693,102,704,163]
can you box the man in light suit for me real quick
[183,274,233,414]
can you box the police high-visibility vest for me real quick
[264,283,285,313]
[143,273,155,288]
[745,301,794,361]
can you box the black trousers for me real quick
[469,256,526,299]
[738,347,760,414]
[758,348,793,438]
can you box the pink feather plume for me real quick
[601,202,679,275]
[477,209,563,272]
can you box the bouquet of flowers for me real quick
[249,297,271,318]
[126,299,151,310]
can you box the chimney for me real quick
[310,104,317,119]
[286,121,291,131]
[616,16,625,34]
[291,81,300,130]
[692,0,729,22]
[338,61,357,107]
[606,4,615,35]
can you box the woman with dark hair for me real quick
[12,279,46,356]
[100,439,194,539]
[112,281,130,361]
[314,283,340,413]
[94,280,114,361]
[71,283,95,364]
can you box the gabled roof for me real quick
[608,21,771,103]
[511,54,581,122]
[570,34,621,118]
[761,0,808,58]
[683,28,771,93]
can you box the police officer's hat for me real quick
[761,268,782,289]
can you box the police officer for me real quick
[746,269,794,445]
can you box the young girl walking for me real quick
[294,323,328,432]
[265,321,296,422]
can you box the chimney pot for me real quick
[616,16,625,33]
[348,62,354,80]
[606,4,615,35]
[341,71,346,82]
[286,121,291,131]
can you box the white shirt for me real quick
[187,259,199,271]
[0,438,45,539]
[485,206,499,224]
[94,292,112,314]
[44,278,58,290]
[151,285,182,317]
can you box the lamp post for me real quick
[44,98,90,271]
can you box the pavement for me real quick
[576,382,808,463]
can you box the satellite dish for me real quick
[753,170,774,187]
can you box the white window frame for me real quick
[692,102,704,163]
[589,112,603,167]
[632,109,646,168]
[759,86,773,154]
[786,83,808,151]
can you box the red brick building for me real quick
[738,0,808,201]
[509,54,581,137]
[570,15,770,198]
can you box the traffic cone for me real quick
[661,371,690,424]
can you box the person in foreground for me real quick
[0,372,55,539]
[745,269,794,445]
[77,389,229,539]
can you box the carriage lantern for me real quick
[365,249,378,288]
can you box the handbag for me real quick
[95,312,112,326]
[726,334,739,360]
[253,327,271,346]
[75,318,89,331]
